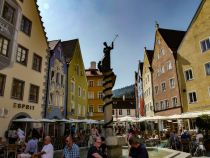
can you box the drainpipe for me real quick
[65,58,71,119]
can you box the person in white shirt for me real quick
[33,136,54,158]
[17,128,25,142]
[196,130,204,143]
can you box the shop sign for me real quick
[13,103,35,110]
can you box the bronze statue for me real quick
[98,42,114,72]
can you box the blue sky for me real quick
[37,0,200,89]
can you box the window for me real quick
[161,82,166,92]
[166,61,172,70]
[21,16,32,36]
[2,2,15,24]
[165,100,169,108]
[160,66,165,74]
[98,106,103,112]
[205,62,210,75]
[78,86,81,97]
[0,35,9,56]
[160,101,164,110]
[0,74,6,96]
[16,45,28,65]
[208,87,210,97]
[127,109,130,115]
[88,92,94,99]
[61,75,64,86]
[32,54,42,72]
[185,69,193,81]
[89,106,94,112]
[154,86,158,94]
[29,84,39,103]
[172,97,178,107]
[88,81,94,87]
[119,109,122,115]
[169,78,175,88]
[97,80,103,86]
[200,38,210,53]
[188,92,197,104]
[82,106,85,116]
[160,48,165,56]
[112,109,114,115]
[11,79,24,100]
[98,92,103,99]
[155,103,159,111]
[71,81,75,93]
[78,105,81,115]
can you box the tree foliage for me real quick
[196,114,210,130]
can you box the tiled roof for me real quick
[113,98,136,109]
[62,39,78,61]
[49,40,60,50]
[158,28,186,51]
[145,50,154,65]
[85,69,103,76]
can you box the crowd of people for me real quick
[1,122,208,158]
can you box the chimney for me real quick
[90,61,96,69]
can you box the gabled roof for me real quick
[178,0,205,52]
[62,39,78,61]
[49,40,60,51]
[158,28,186,51]
[145,49,154,65]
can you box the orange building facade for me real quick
[85,61,104,120]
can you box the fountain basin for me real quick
[54,146,191,158]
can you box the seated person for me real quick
[87,137,103,158]
[17,136,38,158]
[33,136,54,158]
[129,136,149,158]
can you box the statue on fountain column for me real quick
[98,42,114,73]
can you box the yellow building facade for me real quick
[142,48,154,117]
[177,0,210,112]
[62,39,88,119]
[85,61,104,120]
[0,0,48,138]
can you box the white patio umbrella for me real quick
[118,116,138,122]
[13,118,39,137]
[80,119,99,124]
[38,118,55,123]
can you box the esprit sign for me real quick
[13,103,35,110]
